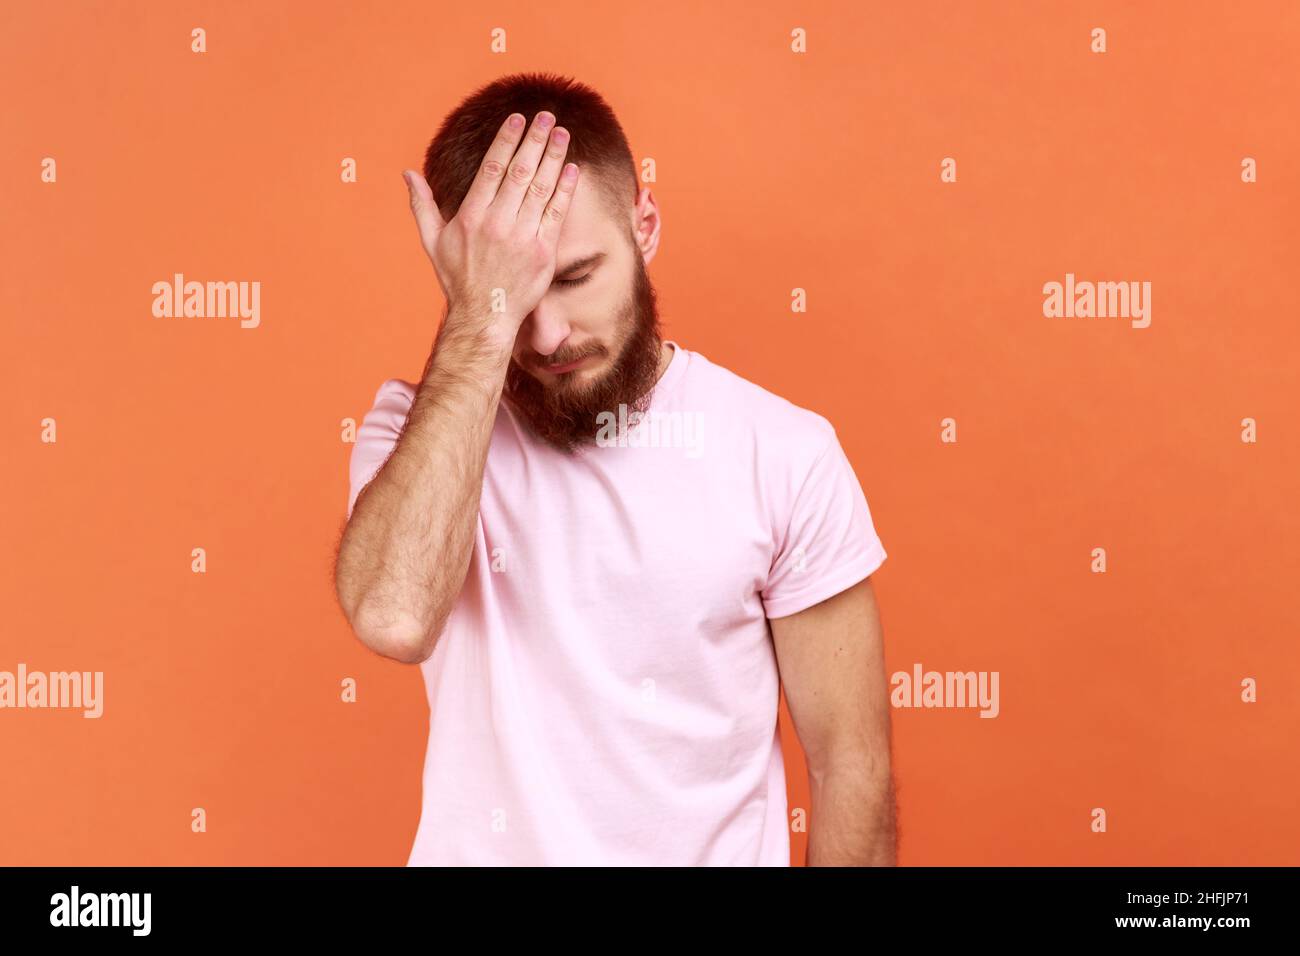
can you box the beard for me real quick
[502,242,663,454]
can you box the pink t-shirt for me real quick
[346,341,887,865]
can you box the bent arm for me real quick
[335,310,511,664]
[335,111,578,664]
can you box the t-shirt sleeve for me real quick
[346,379,415,521]
[760,429,887,620]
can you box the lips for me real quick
[541,355,592,374]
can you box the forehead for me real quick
[555,173,626,250]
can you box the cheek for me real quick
[586,281,630,337]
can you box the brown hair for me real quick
[422,71,639,227]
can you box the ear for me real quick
[631,186,662,266]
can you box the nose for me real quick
[520,297,572,359]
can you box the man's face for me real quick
[503,175,663,452]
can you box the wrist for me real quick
[443,304,519,356]
[423,310,515,396]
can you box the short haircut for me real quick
[422,71,639,228]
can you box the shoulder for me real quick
[372,377,417,408]
[681,349,839,463]
[346,378,417,518]
[351,378,418,453]
[361,378,417,427]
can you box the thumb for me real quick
[403,169,445,257]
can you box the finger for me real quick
[459,112,529,216]
[536,162,579,245]
[403,169,444,257]
[517,125,570,231]
[488,111,555,220]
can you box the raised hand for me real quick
[402,110,580,350]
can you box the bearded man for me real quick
[334,72,895,867]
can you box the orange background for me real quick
[2,0,1297,865]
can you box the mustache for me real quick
[529,344,608,371]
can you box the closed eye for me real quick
[555,273,593,288]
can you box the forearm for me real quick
[339,106,579,660]
[806,758,897,866]
[336,309,511,663]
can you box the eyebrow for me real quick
[554,252,606,277]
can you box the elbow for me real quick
[350,605,443,665]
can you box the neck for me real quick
[654,340,675,383]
